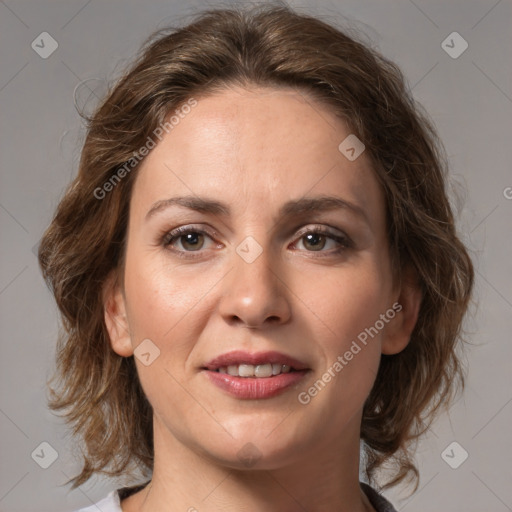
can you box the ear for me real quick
[381,265,422,355]
[103,270,134,357]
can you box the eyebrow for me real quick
[145,194,369,224]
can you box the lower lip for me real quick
[203,370,309,399]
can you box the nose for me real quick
[217,241,292,329]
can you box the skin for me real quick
[104,85,422,512]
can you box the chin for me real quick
[194,417,312,471]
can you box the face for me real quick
[105,86,420,470]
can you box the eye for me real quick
[160,224,352,259]
[292,226,352,255]
[162,226,217,255]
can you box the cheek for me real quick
[121,256,211,420]
[296,259,391,403]
[123,253,209,340]
[300,263,392,349]
[122,251,225,391]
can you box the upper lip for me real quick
[203,350,309,371]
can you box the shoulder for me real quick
[71,482,396,512]
[71,490,121,512]
[360,482,398,512]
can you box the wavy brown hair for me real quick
[38,3,474,492]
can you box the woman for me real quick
[38,4,474,512]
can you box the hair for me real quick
[38,3,474,493]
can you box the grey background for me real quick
[0,0,511,510]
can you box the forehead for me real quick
[131,86,384,226]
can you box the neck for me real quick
[122,414,375,512]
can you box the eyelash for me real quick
[160,225,353,259]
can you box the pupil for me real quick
[183,233,203,250]
[305,233,325,251]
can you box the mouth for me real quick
[201,350,310,399]
[213,363,297,378]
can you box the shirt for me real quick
[73,481,397,512]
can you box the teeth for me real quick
[217,363,293,377]
[227,365,238,376]
[239,364,254,377]
[254,363,272,377]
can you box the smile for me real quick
[202,350,310,399]
[216,363,293,377]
